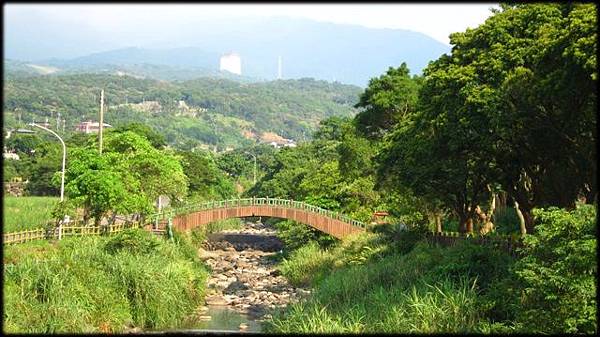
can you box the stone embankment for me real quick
[195,221,311,323]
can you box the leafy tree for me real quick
[178,150,236,200]
[514,204,596,333]
[103,131,188,207]
[313,116,351,141]
[63,148,134,225]
[64,131,188,225]
[4,134,42,155]
[491,4,597,230]
[3,161,18,182]
[111,122,167,149]
[354,63,421,139]
[377,3,596,232]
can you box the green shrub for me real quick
[492,206,521,234]
[273,219,337,252]
[380,225,428,255]
[427,240,514,291]
[104,228,161,255]
[513,204,597,334]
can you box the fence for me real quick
[3,228,47,245]
[426,231,524,257]
[3,221,166,245]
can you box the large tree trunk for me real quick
[476,193,497,235]
[83,207,91,226]
[435,213,442,233]
[514,200,527,236]
[523,209,535,233]
[466,218,474,233]
[458,211,468,233]
[513,170,536,234]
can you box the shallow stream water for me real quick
[177,306,262,332]
[156,221,310,333]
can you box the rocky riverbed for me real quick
[189,221,311,330]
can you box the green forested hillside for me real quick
[3,73,361,149]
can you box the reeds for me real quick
[3,229,208,333]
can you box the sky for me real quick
[4,3,499,46]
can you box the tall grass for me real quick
[279,242,334,287]
[3,228,208,333]
[3,196,59,232]
[267,232,516,334]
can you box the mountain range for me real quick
[5,15,450,86]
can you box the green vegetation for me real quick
[3,196,59,232]
[3,228,208,333]
[2,3,596,335]
[514,205,597,333]
[253,3,596,237]
[375,3,597,233]
[268,205,596,334]
[63,130,188,225]
[259,7,596,333]
[3,74,360,149]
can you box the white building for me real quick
[220,53,242,75]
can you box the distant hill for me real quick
[5,15,450,86]
[4,58,264,83]
[3,74,361,150]
[3,59,60,77]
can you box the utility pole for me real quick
[99,89,104,154]
[245,152,257,186]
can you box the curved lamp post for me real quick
[29,123,66,202]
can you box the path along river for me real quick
[173,221,312,332]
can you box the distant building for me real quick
[3,151,20,160]
[75,121,112,134]
[268,138,297,149]
[220,53,242,75]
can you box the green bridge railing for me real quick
[151,197,367,228]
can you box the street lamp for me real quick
[244,151,257,185]
[28,123,66,202]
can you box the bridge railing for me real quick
[154,198,367,228]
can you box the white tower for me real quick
[277,55,282,79]
[220,53,242,75]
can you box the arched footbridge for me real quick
[153,198,366,239]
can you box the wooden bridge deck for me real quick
[159,198,366,239]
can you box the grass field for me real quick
[3,196,59,233]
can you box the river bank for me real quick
[183,221,312,332]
